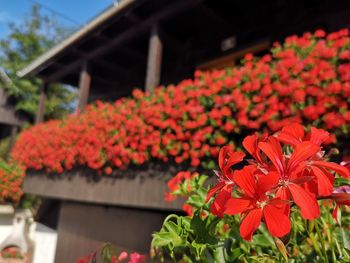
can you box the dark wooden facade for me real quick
[23,165,187,262]
[0,85,27,153]
[55,202,169,263]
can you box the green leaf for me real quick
[197,175,208,187]
[152,231,182,247]
[192,240,207,259]
[165,220,179,234]
[339,227,350,250]
[187,194,205,208]
[226,247,242,262]
[212,243,226,263]
[180,216,191,230]
[255,224,275,248]
[252,234,274,248]
[190,211,219,245]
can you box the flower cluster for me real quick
[164,170,200,216]
[207,123,350,240]
[11,29,350,175]
[0,247,24,259]
[0,159,24,203]
[165,171,198,202]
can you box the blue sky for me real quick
[0,0,114,39]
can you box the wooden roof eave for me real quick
[17,0,204,84]
[16,0,137,79]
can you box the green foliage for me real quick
[0,136,10,159]
[152,175,350,262]
[0,158,24,202]
[18,194,41,215]
[0,4,77,119]
[100,243,119,262]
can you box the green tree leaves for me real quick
[0,4,76,119]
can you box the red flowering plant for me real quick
[0,159,24,203]
[0,247,24,260]
[75,243,146,263]
[153,124,350,262]
[10,29,350,177]
[164,171,208,217]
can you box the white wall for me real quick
[0,214,57,263]
[31,223,57,263]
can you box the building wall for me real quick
[0,213,12,244]
[55,201,172,263]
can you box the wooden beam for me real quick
[196,40,270,70]
[94,34,147,63]
[94,59,130,77]
[72,48,132,79]
[120,46,147,63]
[0,107,25,126]
[35,82,47,124]
[125,12,142,24]
[92,75,121,87]
[89,89,131,101]
[161,30,186,52]
[145,24,163,92]
[44,0,203,83]
[0,90,22,125]
[77,63,91,112]
[198,4,232,27]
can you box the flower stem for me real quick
[315,221,329,263]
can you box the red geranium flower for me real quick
[259,137,321,219]
[206,146,245,217]
[225,166,290,240]
[205,124,350,241]
[276,123,349,197]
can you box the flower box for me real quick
[22,163,187,211]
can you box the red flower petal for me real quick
[218,147,245,177]
[332,204,339,223]
[288,183,320,219]
[263,204,291,237]
[218,146,231,171]
[310,166,333,196]
[240,208,263,241]
[206,182,225,202]
[210,185,232,217]
[277,123,304,146]
[287,142,320,173]
[225,197,254,215]
[257,171,279,194]
[243,133,263,162]
[225,151,245,171]
[205,182,226,202]
[243,133,258,157]
[310,127,330,145]
[313,161,350,178]
[276,187,291,216]
[259,137,285,176]
[233,167,257,198]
